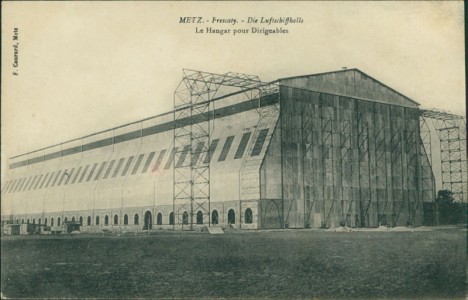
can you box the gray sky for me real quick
[2,1,465,178]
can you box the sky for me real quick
[1,1,465,180]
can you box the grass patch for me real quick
[1,229,466,299]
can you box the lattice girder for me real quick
[420,109,466,202]
[173,69,279,230]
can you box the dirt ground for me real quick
[1,227,466,299]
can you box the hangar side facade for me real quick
[1,69,435,230]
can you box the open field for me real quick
[1,227,467,299]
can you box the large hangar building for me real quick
[1,69,440,231]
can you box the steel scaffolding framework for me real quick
[420,109,467,202]
[419,117,436,205]
[173,69,278,229]
[357,107,372,227]
[339,101,355,227]
[374,105,389,226]
[405,112,420,225]
[321,97,336,228]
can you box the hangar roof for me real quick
[10,69,419,163]
[279,68,420,108]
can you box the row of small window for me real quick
[13,208,255,227]
[3,129,270,195]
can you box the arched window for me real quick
[196,211,203,224]
[38,218,41,225]
[87,216,91,226]
[212,210,219,225]
[228,209,235,224]
[134,214,139,225]
[182,211,189,225]
[245,208,253,224]
[44,218,48,226]
[64,217,68,223]
[72,216,75,222]
[21,219,24,224]
[169,212,174,225]
[33,218,36,224]
[51,218,54,227]
[27,219,30,224]
[16,218,20,224]
[144,211,152,230]
[79,216,83,225]
[124,214,128,225]
[105,215,109,226]
[96,216,100,225]
[114,215,118,225]
[57,217,61,226]
[157,213,162,225]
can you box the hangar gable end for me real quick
[279,69,419,108]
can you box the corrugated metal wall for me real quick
[273,85,432,228]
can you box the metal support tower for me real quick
[173,69,278,230]
[420,109,467,202]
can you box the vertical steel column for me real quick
[390,106,403,226]
[356,101,372,227]
[374,103,388,225]
[405,110,420,224]
[280,89,295,228]
[301,97,315,227]
[344,99,359,227]
[340,98,353,226]
[320,95,334,227]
